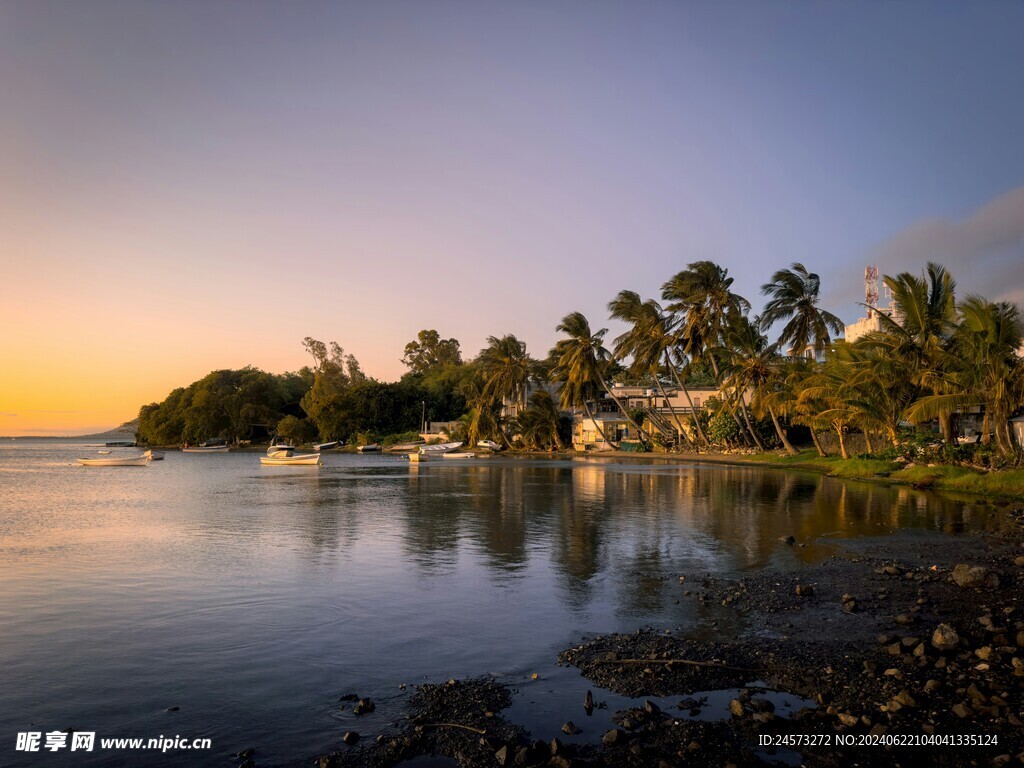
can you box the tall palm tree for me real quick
[759,263,844,357]
[867,262,958,442]
[775,357,829,456]
[721,317,798,454]
[476,334,537,446]
[607,290,694,448]
[799,357,858,459]
[549,312,630,449]
[662,261,757,444]
[513,389,564,451]
[662,261,751,378]
[906,296,1024,457]
[838,341,916,449]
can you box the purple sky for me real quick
[2,0,1023,432]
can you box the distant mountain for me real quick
[76,419,139,440]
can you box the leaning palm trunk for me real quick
[863,430,874,455]
[834,423,850,459]
[583,400,617,450]
[668,351,708,446]
[596,371,650,445]
[939,411,953,446]
[810,426,827,457]
[767,403,798,455]
[653,365,691,449]
[737,394,766,451]
[709,356,750,440]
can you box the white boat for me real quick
[259,453,322,466]
[476,440,502,451]
[388,441,426,453]
[266,448,293,458]
[78,455,148,466]
[419,441,462,455]
[181,445,229,453]
[441,452,475,460]
[313,441,339,451]
[356,444,381,453]
[144,450,165,461]
[268,442,295,451]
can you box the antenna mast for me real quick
[864,265,879,317]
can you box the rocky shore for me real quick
[315,509,1024,768]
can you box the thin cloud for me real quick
[869,186,1024,306]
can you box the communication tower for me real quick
[865,265,879,317]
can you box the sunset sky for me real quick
[2,1,1023,435]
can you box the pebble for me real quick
[932,623,960,651]
[602,728,625,746]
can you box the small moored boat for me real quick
[181,444,230,453]
[259,452,322,466]
[78,455,148,467]
[313,441,339,451]
[419,441,462,455]
[144,450,165,461]
[356,444,381,453]
[387,441,425,453]
[441,452,475,460]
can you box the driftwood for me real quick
[591,658,758,672]
[418,722,487,735]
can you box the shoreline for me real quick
[145,442,1024,500]
[318,511,1024,768]
[516,447,1024,502]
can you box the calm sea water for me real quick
[0,440,1002,766]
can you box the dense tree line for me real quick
[137,261,1023,463]
[136,334,474,446]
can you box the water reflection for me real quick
[0,443,1008,768]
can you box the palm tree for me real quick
[476,334,537,446]
[799,357,858,459]
[838,341,915,449]
[513,389,564,451]
[776,357,829,456]
[759,263,844,357]
[721,317,798,454]
[662,261,757,444]
[866,262,958,443]
[905,296,1024,457]
[549,312,627,449]
[607,290,694,448]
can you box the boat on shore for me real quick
[419,441,462,455]
[313,441,340,451]
[477,440,502,452]
[356,444,381,453]
[259,452,322,466]
[78,455,148,466]
[387,441,426,453]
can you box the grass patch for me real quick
[743,451,1024,499]
[743,450,901,479]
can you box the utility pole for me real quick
[421,401,426,433]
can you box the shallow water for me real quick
[0,440,1003,766]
